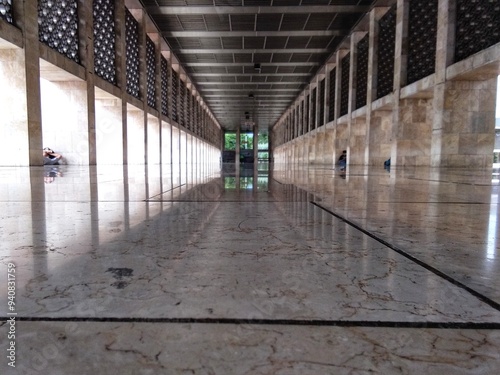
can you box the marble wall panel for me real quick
[395,98,433,166]
[40,80,89,165]
[369,110,392,165]
[0,48,30,166]
[315,132,326,165]
[350,118,367,165]
[308,134,317,164]
[335,123,349,155]
[127,106,145,165]
[161,121,172,165]
[147,115,160,165]
[324,129,335,168]
[434,79,496,167]
[95,95,123,165]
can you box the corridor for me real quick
[1,163,499,374]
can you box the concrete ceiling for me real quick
[141,0,378,132]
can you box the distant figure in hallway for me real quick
[43,147,63,165]
[384,158,391,171]
[338,150,347,171]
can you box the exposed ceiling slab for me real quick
[141,0,378,131]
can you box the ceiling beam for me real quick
[146,6,370,15]
[185,62,318,67]
[177,48,329,54]
[163,30,345,38]
[200,88,299,92]
[196,81,306,85]
[190,73,311,77]
[206,99,292,102]
[203,94,296,97]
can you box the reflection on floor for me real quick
[1,163,499,374]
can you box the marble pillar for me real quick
[24,0,43,165]
[432,79,497,168]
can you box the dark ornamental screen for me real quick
[161,57,168,117]
[377,5,396,99]
[340,54,350,117]
[146,36,156,109]
[311,88,317,130]
[179,81,185,127]
[186,92,192,131]
[300,100,305,135]
[125,9,140,98]
[195,101,200,136]
[319,79,325,127]
[455,0,500,63]
[355,35,369,110]
[0,0,13,23]
[305,95,310,132]
[295,105,299,138]
[329,68,336,122]
[287,113,291,141]
[38,0,79,63]
[407,0,438,85]
[171,70,178,122]
[93,0,116,84]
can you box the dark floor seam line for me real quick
[145,184,187,200]
[3,317,500,329]
[311,201,500,313]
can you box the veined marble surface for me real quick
[1,163,500,373]
[273,165,500,304]
[1,321,499,375]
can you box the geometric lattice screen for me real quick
[125,9,140,98]
[171,70,178,122]
[301,100,305,135]
[305,95,310,132]
[319,79,325,126]
[455,0,500,63]
[38,0,80,63]
[181,80,186,126]
[161,57,168,117]
[146,36,156,109]
[329,68,336,122]
[293,102,298,137]
[355,35,369,110]
[0,0,13,23]
[311,88,316,130]
[377,5,396,99]
[93,0,116,84]
[340,54,350,117]
[407,0,438,85]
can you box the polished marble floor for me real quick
[1,162,500,374]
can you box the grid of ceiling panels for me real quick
[142,0,375,131]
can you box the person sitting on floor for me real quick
[338,150,347,171]
[43,147,63,165]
